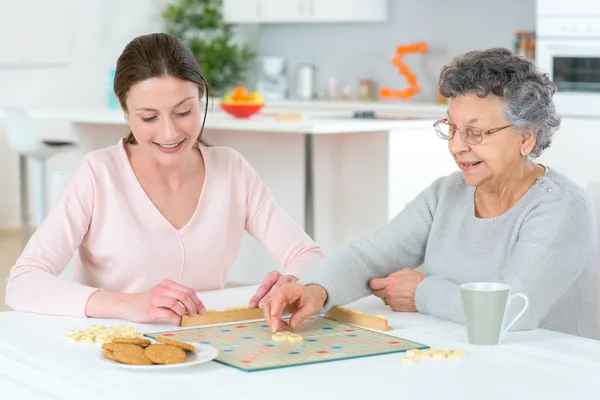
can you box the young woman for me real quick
[5,33,323,325]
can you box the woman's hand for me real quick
[121,279,205,325]
[249,271,298,308]
[369,269,426,312]
[263,283,328,332]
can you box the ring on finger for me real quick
[176,301,187,313]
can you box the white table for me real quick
[1,285,599,399]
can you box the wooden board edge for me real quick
[180,307,265,327]
[323,306,394,332]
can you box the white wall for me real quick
[0,0,173,227]
[0,0,171,109]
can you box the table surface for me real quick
[2,285,599,400]
[0,107,436,135]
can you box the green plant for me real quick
[163,0,255,96]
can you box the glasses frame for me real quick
[433,118,513,145]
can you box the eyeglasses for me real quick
[433,118,513,145]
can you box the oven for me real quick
[537,17,600,117]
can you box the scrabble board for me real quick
[146,316,428,372]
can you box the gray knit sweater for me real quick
[301,169,598,339]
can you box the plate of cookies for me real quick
[97,336,218,370]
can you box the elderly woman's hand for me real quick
[249,271,298,309]
[369,269,426,312]
[263,283,327,332]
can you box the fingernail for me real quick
[258,301,263,308]
[200,307,206,315]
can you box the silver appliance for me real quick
[295,64,316,100]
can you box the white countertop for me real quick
[0,104,439,135]
[1,285,599,400]
[263,98,447,115]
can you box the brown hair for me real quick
[114,33,209,146]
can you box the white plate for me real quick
[96,343,219,370]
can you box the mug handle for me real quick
[501,293,529,340]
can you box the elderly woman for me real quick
[265,48,598,339]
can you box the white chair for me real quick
[585,181,600,337]
[1,107,75,247]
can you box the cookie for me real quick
[111,344,153,365]
[155,336,195,352]
[102,343,141,352]
[103,350,119,362]
[112,336,151,346]
[144,344,187,364]
[102,343,117,351]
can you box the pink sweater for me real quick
[5,139,323,317]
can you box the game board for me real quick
[146,316,428,372]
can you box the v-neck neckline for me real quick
[117,138,208,234]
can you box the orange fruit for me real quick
[232,87,248,99]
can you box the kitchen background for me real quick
[1,0,597,292]
[257,0,534,101]
[0,0,535,108]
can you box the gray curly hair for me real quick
[439,47,561,157]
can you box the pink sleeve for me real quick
[241,154,324,278]
[5,158,99,317]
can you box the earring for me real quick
[523,148,529,155]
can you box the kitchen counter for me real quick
[0,104,439,244]
[0,107,437,134]
[0,105,452,287]
[246,98,448,116]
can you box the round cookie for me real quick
[112,336,151,346]
[102,343,117,351]
[102,343,141,352]
[112,344,153,365]
[155,336,195,352]
[144,344,187,364]
[103,350,119,362]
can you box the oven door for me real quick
[537,39,600,117]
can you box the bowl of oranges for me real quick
[220,87,264,118]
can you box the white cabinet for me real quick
[309,0,387,22]
[223,0,387,24]
[386,127,458,221]
[222,0,261,23]
[536,117,600,192]
[256,0,307,23]
[536,0,600,17]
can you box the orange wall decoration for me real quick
[380,42,428,100]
